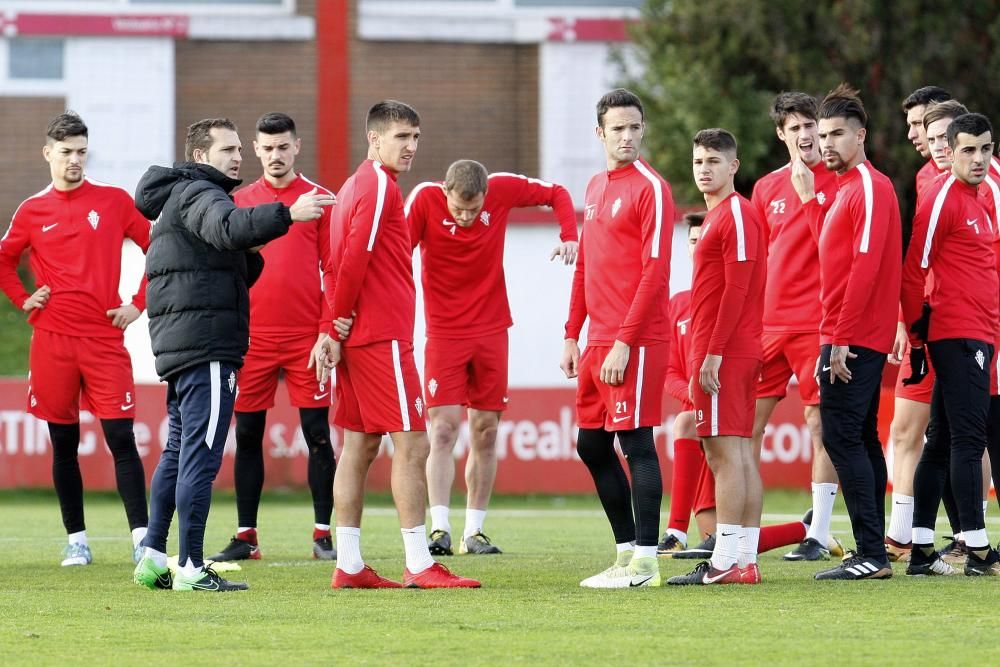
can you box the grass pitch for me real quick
[0,489,997,666]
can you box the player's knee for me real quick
[469,414,499,450]
[235,410,267,451]
[576,428,614,466]
[890,420,922,452]
[100,418,139,459]
[299,408,333,454]
[429,416,461,451]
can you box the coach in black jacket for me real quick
[132,118,334,593]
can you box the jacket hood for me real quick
[134,162,242,219]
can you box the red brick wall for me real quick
[349,40,540,194]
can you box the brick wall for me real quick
[173,0,323,189]
[350,40,540,193]
[0,97,69,233]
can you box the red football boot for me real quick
[738,562,761,584]
[331,565,403,589]
[403,562,481,588]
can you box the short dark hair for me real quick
[596,88,644,128]
[902,86,952,112]
[444,160,489,200]
[46,112,87,143]
[769,92,818,129]
[922,100,969,130]
[946,113,993,150]
[819,83,868,127]
[366,100,420,134]
[256,112,296,136]
[684,211,706,229]
[693,128,738,156]
[185,118,237,161]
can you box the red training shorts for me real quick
[27,328,136,424]
[894,347,935,403]
[236,331,331,412]
[692,355,762,438]
[334,340,426,434]
[423,331,508,411]
[576,342,668,432]
[756,331,820,406]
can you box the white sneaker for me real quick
[580,550,633,588]
[61,542,93,566]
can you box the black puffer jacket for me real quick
[136,162,291,380]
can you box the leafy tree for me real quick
[622,0,1000,219]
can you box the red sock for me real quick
[757,521,806,554]
[313,527,331,540]
[237,527,258,544]
[667,439,703,533]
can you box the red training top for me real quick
[324,160,415,347]
[665,290,692,404]
[405,172,577,338]
[811,160,902,353]
[0,178,150,339]
[916,159,945,206]
[751,161,838,334]
[564,158,673,346]
[902,174,998,345]
[690,192,765,361]
[234,174,333,335]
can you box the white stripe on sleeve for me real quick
[632,161,664,259]
[921,175,955,269]
[730,196,747,261]
[856,163,874,253]
[367,162,388,251]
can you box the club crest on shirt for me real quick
[611,197,622,218]
[976,349,985,370]
[442,218,457,235]
[415,397,423,417]
[228,371,236,393]
[817,191,826,205]
[87,210,100,230]
[428,378,438,397]
[480,211,490,226]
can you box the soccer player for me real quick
[560,88,673,588]
[208,112,338,563]
[658,212,716,555]
[902,86,953,200]
[405,159,578,556]
[794,84,901,581]
[750,92,843,562]
[313,101,480,589]
[132,118,334,592]
[901,112,1000,576]
[0,112,150,567]
[667,128,766,586]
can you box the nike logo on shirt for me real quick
[42,223,59,232]
[822,365,832,372]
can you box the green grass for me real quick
[0,490,996,666]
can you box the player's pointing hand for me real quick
[290,187,337,222]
